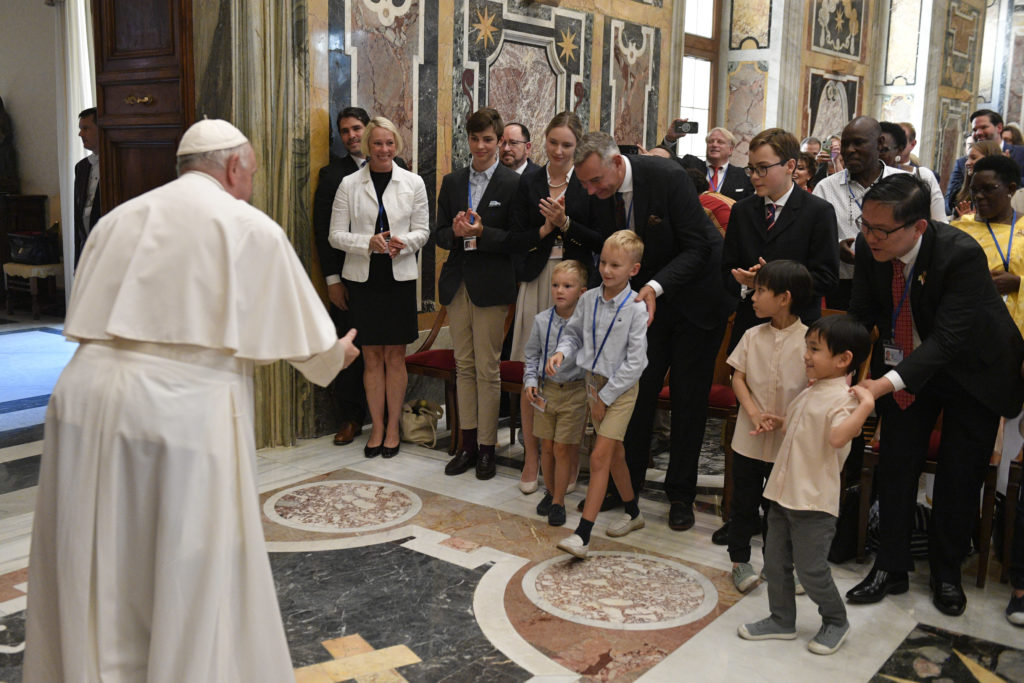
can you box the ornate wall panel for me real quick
[880,94,914,124]
[934,97,971,192]
[883,0,920,86]
[724,61,767,165]
[810,0,865,60]
[940,0,981,90]
[600,19,659,148]
[1009,31,1024,127]
[729,0,771,50]
[806,69,859,140]
[451,0,590,166]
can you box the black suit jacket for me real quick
[73,156,102,265]
[521,159,542,177]
[436,163,536,307]
[509,167,610,286]
[313,154,408,284]
[679,154,754,202]
[847,221,1024,418]
[624,155,735,329]
[722,187,839,339]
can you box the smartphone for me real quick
[618,144,640,156]
[673,120,699,135]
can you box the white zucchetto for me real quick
[176,118,249,156]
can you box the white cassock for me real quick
[23,171,348,682]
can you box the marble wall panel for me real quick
[451,0,590,167]
[724,61,767,167]
[940,0,981,90]
[729,0,771,50]
[880,94,914,124]
[934,97,971,193]
[1007,31,1024,125]
[810,0,865,60]
[601,20,658,147]
[807,69,859,140]
[883,0,920,85]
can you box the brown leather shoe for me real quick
[333,420,362,445]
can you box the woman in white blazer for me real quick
[329,117,430,458]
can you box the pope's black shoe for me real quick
[445,450,476,475]
[845,567,909,604]
[930,578,966,616]
[669,502,695,531]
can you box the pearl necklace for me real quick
[547,166,572,188]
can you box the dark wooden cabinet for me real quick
[92,0,194,212]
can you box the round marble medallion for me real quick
[522,552,718,630]
[264,480,421,533]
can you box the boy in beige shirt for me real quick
[738,315,873,655]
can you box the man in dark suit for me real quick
[312,106,373,445]
[722,128,839,349]
[574,131,735,530]
[73,108,103,266]
[846,174,1024,616]
[500,122,541,177]
[660,121,754,202]
[945,109,1024,214]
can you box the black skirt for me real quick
[344,253,418,346]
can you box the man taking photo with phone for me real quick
[660,119,754,202]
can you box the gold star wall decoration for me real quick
[557,28,578,62]
[473,8,499,49]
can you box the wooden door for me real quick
[92,0,195,212]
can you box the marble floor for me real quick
[0,313,1022,681]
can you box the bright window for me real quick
[684,0,715,39]
[676,56,712,160]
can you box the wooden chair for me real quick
[405,307,459,454]
[1002,449,1022,583]
[656,313,737,521]
[857,414,1000,588]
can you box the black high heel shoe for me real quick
[381,443,400,459]
[364,444,382,458]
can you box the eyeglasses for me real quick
[501,139,527,148]
[743,162,783,177]
[855,216,913,240]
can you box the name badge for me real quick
[550,239,563,260]
[530,391,547,413]
[882,341,903,367]
[463,236,477,251]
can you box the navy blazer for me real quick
[847,221,1024,418]
[509,167,610,286]
[436,163,538,307]
[73,156,103,265]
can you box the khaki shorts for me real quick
[532,379,587,444]
[586,372,639,441]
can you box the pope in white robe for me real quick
[23,119,358,682]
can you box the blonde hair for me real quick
[603,230,644,264]
[360,116,403,157]
[552,259,588,288]
[706,127,737,147]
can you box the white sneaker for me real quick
[557,533,589,559]
[606,512,645,537]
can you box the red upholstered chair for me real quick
[657,314,738,521]
[405,307,459,454]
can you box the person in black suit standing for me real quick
[500,122,541,177]
[723,128,839,349]
[845,174,1024,616]
[945,109,1024,215]
[73,108,103,266]
[660,121,754,202]
[574,131,735,530]
[437,108,542,480]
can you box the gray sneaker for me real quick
[737,617,797,641]
[732,563,758,593]
[807,621,850,655]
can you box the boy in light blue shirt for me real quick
[547,230,649,558]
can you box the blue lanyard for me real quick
[891,261,916,336]
[591,292,631,371]
[542,307,565,386]
[377,202,386,234]
[707,166,720,192]
[845,171,863,210]
[985,211,1017,272]
[467,175,480,224]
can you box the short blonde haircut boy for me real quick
[552,259,588,288]
[360,116,404,156]
[603,230,644,264]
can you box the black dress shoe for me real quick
[669,502,695,531]
[930,578,966,616]
[475,449,496,480]
[445,450,476,475]
[364,444,382,458]
[845,568,909,604]
[577,492,623,512]
[381,443,400,459]
[711,521,730,545]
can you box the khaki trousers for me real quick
[448,283,507,445]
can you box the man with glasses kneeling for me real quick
[845,174,1024,616]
